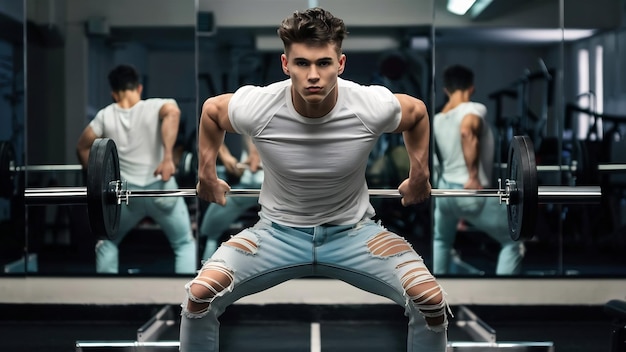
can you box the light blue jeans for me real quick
[180,215,449,352]
[433,178,525,275]
[95,177,196,274]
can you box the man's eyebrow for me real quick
[293,57,333,61]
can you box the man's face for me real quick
[281,42,346,107]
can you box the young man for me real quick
[76,64,196,274]
[432,64,525,275]
[180,8,449,351]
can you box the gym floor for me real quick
[0,303,615,352]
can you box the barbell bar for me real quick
[23,186,601,203]
[18,136,602,243]
[0,140,199,198]
[496,163,626,172]
[11,164,84,172]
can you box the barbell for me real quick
[9,136,602,242]
[0,140,198,198]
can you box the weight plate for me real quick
[507,135,538,241]
[0,141,16,198]
[176,150,198,187]
[87,138,121,240]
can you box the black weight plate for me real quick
[507,135,538,241]
[0,141,16,198]
[87,138,121,240]
[176,150,197,187]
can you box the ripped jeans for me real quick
[180,215,449,352]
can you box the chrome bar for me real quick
[21,185,603,205]
[430,189,500,197]
[11,164,83,172]
[598,164,626,171]
[23,189,87,205]
[25,187,86,193]
[498,163,626,173]
[537,186,601,204]
[496,163,573,172]
[127,188,502,198]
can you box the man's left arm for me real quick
[155,101,181,181]
[393,93,431,206]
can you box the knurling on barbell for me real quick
[20,136,602,242]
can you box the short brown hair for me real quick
[277,7,348,56]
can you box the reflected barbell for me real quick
[16,137,602,242]
[497,163,626,172]
[0,139,198,198]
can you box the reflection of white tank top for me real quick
[433,102,494,187]
[89,98,177,186]
[229,78,402,227]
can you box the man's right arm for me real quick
[197,93,236,205]
[76,126,99,168]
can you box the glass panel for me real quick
[23,0,197,276]
[195,0,434,263]
[432,0,563,277]
[0,0,26,275]
[561,0,626,275]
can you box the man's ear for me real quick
[137,84,143,96]
[281,53,289,76]
[337,54,346,75]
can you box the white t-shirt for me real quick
[433,102,494,187]
[89,98,177,186]
[229,78,402,227]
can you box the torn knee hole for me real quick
[400,269,447,327]
[367,232,412,256]
[186,264,234,305]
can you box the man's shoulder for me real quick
[95,103,117,116]
[236,79,289,95]
[142,98,177,106]
[231,80,289,107]
[465,101,487,114]
[337,79,394,103]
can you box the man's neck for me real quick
[291,86,338,118]
[116,94,141,109]
[442,90,471,113]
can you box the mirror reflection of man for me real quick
[76,64,196,274]
[432,64,525,275]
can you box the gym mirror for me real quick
[21,0,198,276]
[432,0,626,277]
[432,0,563,277]
[0,0,26,275]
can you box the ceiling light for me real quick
[447,0,477,15]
